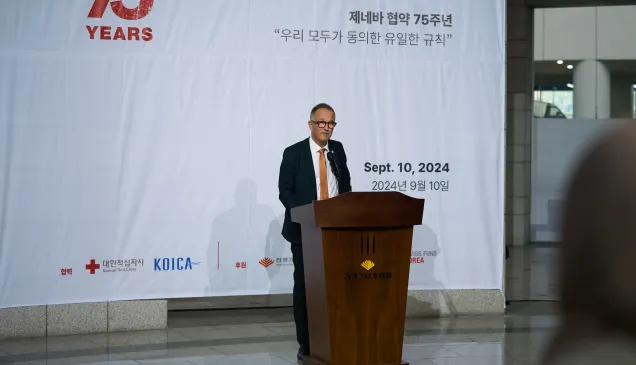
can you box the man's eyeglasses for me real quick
[311,120,337,129]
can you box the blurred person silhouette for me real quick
[542,123,636,365]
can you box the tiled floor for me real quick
[0,302,559,365]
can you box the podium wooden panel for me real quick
[291,192,424,365]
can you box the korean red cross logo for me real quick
[86,0,154,41]
[85,259,101,275]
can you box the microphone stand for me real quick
[327,150,341,184]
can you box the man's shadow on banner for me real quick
[204,180,452,314]
[206,179,277,296]
[264,213,290,298]
[408,224,455,317]
[261,212,451,313]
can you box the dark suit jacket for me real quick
[278,138,352,244]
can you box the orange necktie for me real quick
[318,148,329,200]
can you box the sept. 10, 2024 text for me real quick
[364,162,450,175]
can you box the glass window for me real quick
[534,90,573,118]
[547,105,566,118]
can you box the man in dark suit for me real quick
[278,103,352,361]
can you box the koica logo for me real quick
[259,257,274,268]
[154,257,201,271]
[86,0,154,42]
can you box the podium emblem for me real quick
[361,260,375,271]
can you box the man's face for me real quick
[308,108,336,145]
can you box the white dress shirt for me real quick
[309,138,339,199]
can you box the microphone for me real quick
[326,150,341,181]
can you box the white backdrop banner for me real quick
[0,0,505,308]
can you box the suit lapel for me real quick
[300,138,317,200]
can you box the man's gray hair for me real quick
[310,103,336,120]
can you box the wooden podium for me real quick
[291,191,425,365]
